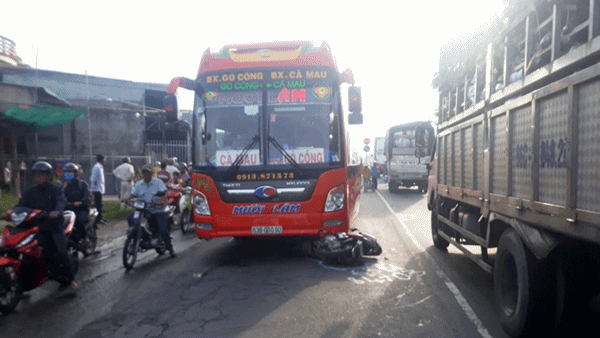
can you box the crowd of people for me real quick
[0,155,192,291]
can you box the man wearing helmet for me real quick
[122,165,176,258]
[15,161,78,289]
[112,157,135,209]
[63,163,92,254]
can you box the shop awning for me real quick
[1,87,85,128]
[3,104,86,127]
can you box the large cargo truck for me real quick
[429,1,600,336]
[373,137,386,164]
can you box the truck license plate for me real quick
[251,226,283,235]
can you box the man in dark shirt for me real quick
[63,163,92,253]
[16,161,77,289]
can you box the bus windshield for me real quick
[193,67,342,169]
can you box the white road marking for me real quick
[376,190,493,338]
[393,295,432,310]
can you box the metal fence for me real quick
[146,140,191,165]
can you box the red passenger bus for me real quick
[165,41,377,260]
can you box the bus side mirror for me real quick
[164,77,199,122]
[348,86,361,113]
[348,112,363,125]
[164,94,178,122]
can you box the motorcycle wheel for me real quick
[180,209,192,234]
[122,235,139,270]
[0,266,22,315]
[155,237,167,256]
[85,226,98,256]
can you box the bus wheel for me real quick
[494,229,551,337]
[431,204,449,250]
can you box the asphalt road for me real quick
[0,184,574,337]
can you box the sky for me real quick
[2,0,507,154]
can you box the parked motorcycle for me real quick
[122,199,167,270]
[178,186,193,234]
[0,207,79,314]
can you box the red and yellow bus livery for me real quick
[165,41,378,260]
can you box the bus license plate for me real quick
[251,226,283,235]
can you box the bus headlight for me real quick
[194,192,211,216]
[324,184,345,212]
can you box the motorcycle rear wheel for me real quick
[122,235,139,270]
[0,266,22,315]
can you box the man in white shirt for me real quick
[90,154,106,225]
[113,157,135,209]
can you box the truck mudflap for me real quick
[489,212,559,261]
[312,229,382,264]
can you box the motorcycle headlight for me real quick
[16,233,36,248]
[133,201,145,209]
[11,212,28,226]
[324,184,345,212]
[194,192,211,216]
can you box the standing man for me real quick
[113,157,135,209]
[90,154,106,225]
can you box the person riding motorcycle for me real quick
[14,161,78,289]
[178,163,191,187]
[122,165,176,258]
[370,163,380,190]
[62,163,93,255]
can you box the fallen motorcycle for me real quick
[312,229,382,265]
[0,207,79,314]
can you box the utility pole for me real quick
[86,71,93,168]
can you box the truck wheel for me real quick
[431,204,449,250]
[388,182,399,193]
[494,229,549,337]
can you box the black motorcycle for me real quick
[71,207,99,257]
[122,198,167,270]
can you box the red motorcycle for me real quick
[0,207,79,314]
